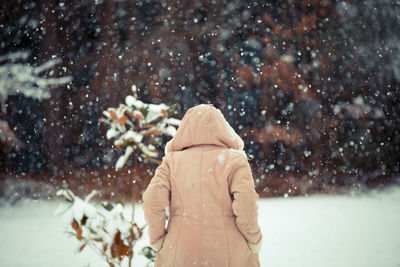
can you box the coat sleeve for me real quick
[229,155,263,254]
[142,155,171,252]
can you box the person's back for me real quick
[143,104,262,267]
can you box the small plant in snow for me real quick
[56,189,145,267]
[58,86,180,265]
[101,85,180,170]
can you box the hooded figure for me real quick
[142,104,262,267]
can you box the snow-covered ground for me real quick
[1,187,400,267]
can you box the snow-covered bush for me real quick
[56,89,180,266]
[56,189,145,267]
[101,85,180,170]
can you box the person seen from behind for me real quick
[142,104,263,266]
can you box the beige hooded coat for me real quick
[142,104,262,267]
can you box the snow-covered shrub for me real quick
[55,87,180,265]
[56,90,179,266]
[56,189,145,267]
[101,85,180,170]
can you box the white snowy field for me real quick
[1,187,400,267]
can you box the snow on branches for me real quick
[0,51,72,102]
[56,188,145,267]
[101,85,180,170]
[0,51,72,152]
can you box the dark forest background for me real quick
[0,0,399,198]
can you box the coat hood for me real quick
[164,104,244,155]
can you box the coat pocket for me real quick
[156,217,180,260]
